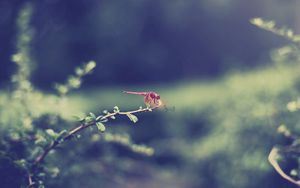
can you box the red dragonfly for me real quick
[123,91,163,108]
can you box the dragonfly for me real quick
[123,91,162,108]
[123,91,175,111]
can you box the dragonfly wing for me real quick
[123,91,148,96]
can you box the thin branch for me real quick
[33,107,156,166]
[268,147,300,186]
[27,172,34,188]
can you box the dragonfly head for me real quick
[150,92,160,100]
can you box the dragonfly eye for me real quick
[150,93,155,98]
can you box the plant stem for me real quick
[27,172,34,188]
[33,107,155,166]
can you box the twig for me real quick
[27,172,34,188]
[33,107,156,166]
[268,147,300,186]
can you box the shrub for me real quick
[0,3,155,188]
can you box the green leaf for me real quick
[56,130,68,143]
[75,67,84,76]
[113,106,120,113]
[46,166,60,178]
[67,76,81,88]
[95,115,103,121]
[89,112,96,119]
[126,113,138,123]
[96,122,106,132]
[75,134,81,139]
[58,130,67,135]
[29,147,44,160]
[73,115,85,122]
[84,61,96,73]
[84,116,95,124]
[290,169,298,176]
[34,135,47,146]
[54,84,68,95]
[101,118,108,123]
[37,173,46,177]
[14,159,28,169]
[46,129,58,139]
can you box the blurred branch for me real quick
[250,18,300,43]
[54,61,96,97]
[268,147,300,186]
[27,172,34,188]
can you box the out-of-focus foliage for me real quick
[0,4,154,188]
[251,18,300,186]
[251,18,300,43]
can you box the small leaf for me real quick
[101,118,108,123]
[15,159,28,169]
[75,67,84,76]
[58,130,68,136]
[84,116,94,124]
[113,106,120,113]
[73,115,85,122]
[55,84,68,95]
[290,169,298,176]
[29,147,44,160]
[46,167,60,178]
[89,112,96,119]
[84,61,96,73]
[67,76,81,88]
[76,134,81,139]
[34,135,47,146]
[37,173,46,177]
[46,129,58,139]
[56,130,68,143]
[96,122,106,132]
[96,115,103,121]
[126,113,138,123]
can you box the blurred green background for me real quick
[1,0,300,87]
[1,0,300,187]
